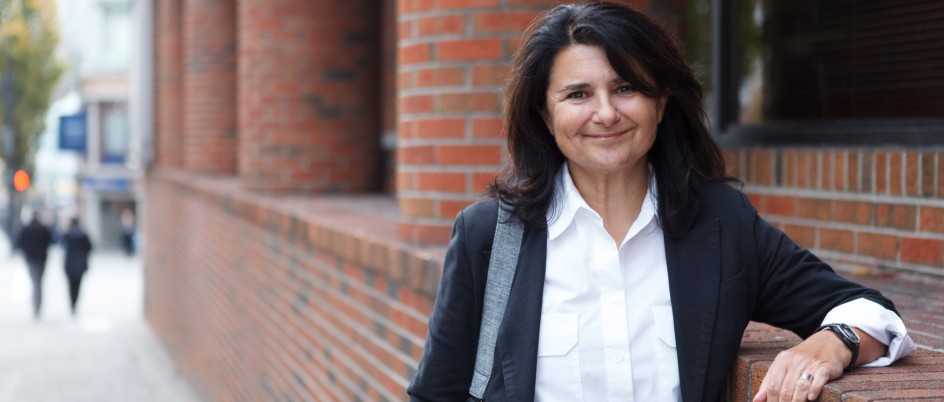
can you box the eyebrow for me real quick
[554,83,589,95]
[553,77,629,95]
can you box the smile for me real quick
[584,129,628,139]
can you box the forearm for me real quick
[854,327,887,367]
[821,297,915,367]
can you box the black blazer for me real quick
[408,182,896,402]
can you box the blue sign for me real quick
[81,177,132,192]
[59,113,87,152]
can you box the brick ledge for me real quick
[150,168,447,299]
[149,167,944,401]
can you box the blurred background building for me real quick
[32,0,143,250]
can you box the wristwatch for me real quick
[817,323,860,371]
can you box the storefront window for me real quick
[685,0,944,144]
[101,102,129,164]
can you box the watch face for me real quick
[837,324,861,344]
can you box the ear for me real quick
[540,107,554,136]
[656,95,668,123]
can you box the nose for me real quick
[592,95,620,126]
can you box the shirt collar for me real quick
[546,162,659,241]
[547,163,588,240]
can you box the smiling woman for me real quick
[494,2,727,240]
[543,45,664,177]
[541,45,665,241]
[407,2,916,402]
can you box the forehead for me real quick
[548,45,618,84]
[548,44,659,93]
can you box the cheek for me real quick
[547,109,581,136]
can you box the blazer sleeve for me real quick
[747,203,896,338]
[407,209,483,402]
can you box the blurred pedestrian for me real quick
[61,218,93,316]
[121,208,135,256]
[15,211,54,319]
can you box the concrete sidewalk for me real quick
[0,236,201,402]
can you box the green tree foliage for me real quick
[0,0,63,173]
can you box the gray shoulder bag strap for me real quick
[469,201,524,399]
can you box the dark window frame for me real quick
[708,0,944,147]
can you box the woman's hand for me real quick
[753,326,886,402]
[752,330,850,402]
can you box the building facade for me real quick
[145,1,944,401]
[36,0,141,248]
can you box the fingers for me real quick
[753,357,779,402]
[806,366,832,400]
[754,354,829,402]
[755,331,851,402]
[752,376,769,402]
[771,364,830,402]
[752,389,767,402]
[792,372,814,402]
[757,370,813,402]
[756,368,827,402]
[774,367,806,402]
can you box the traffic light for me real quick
[13,169,30,192]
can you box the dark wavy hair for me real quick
[488,1,729,239]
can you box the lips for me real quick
[585,129,629,139]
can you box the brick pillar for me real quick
[395,1,554,244]
[238,0,379,193]
[395,0,654,244]
[154,0,183,167]
[183,0,237,174]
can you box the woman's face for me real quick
[542,45,665,177]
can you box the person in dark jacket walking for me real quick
[15,211,55,319]
[61,218,93,316]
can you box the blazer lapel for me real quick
[495,227,548,402]
[665,218,721,401]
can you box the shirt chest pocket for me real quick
[538,313,578,356]
[535,313,582,401]
[652,306,681,400]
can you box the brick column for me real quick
[396,3,515,243]
[154,0,183,167]
[183,0,237,174]
[395,1,654,244]
[238,0,379,193]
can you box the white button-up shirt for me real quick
[534,163,915,402]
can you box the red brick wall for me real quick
[145,167,944,402]
[154,0,183,167]
[237,0,380,193]
[146,1,943,401]
[146,169,441,402]
[182,0,237,173]
[396,0,517,243]
[726,148,944,278]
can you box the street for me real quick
[0,237,202,402]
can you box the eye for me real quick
[615,85,633,94]
[567,91,588,100]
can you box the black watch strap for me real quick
[817,323,860,371]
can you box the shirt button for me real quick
[610,353,623,363]
[606,295,619,304]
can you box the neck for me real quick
[568,161,650,245]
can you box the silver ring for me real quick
[800,372,814,382]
